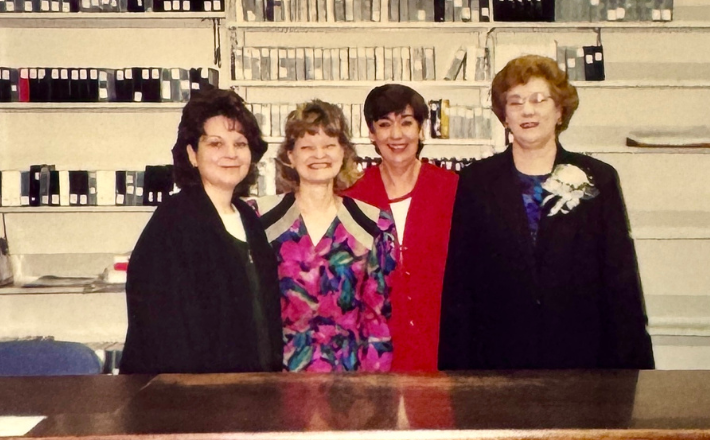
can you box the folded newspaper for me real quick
[627,126,710,148]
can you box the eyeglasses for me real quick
[506,92,553,110]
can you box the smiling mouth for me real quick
[520,122,538,129]
[387,144,408,151]
[308,163,332,169]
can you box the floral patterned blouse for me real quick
[256,193,397,372]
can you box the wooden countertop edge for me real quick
[12,429,710,440]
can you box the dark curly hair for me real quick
[491,54,579,135]
[363,83,429,156]
[171,88,268,197]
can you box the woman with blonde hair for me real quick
[257,99,397,372]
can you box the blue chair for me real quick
[0,340,103,376]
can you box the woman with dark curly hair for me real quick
[439,55,654,370]
[257,99,397,372]
[120,88,283,374]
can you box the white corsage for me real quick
[541,164,599,216]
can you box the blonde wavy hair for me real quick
[276,100,362,194]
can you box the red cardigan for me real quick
[343,163,458,372]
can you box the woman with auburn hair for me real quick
[439,55,654,370]
[257,99,397,372]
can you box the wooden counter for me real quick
[3,371,710,439]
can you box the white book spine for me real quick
[1,171,21,207]
[96,170,116,206]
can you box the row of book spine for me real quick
[240,0,492,22]
[555,0,673,22]
[0,0,223,12]
[247,101,492,140]
[232,46,436,82]
[358,155,491,173]
[556,45,605,82]
[430,100,492,140]
[390,0,490,22]
[0,167,175,207]
[0,67,218,103]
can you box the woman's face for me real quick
[187,115,252,194]
[288,127,344,187]
[369,105,421,168]
[504,77,562,151]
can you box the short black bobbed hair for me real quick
[171,88,268,197]
[363,83,429,156]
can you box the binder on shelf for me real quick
[49,170,60,206]
[440,99,450,139]
[444,46,466,81]
[98,69,117,103]
[320,48,330,81]
[351,104,362,139]
[28,165,42,207]
[392,46,403,81]
[143,165,174,206]
[383,47,393,81]
[399,0,407,21]
[68,170,89,206]
[296,47,306,81]
[411,47,424,81]
[334,0,345,20]
[340,47,350,80]
[20,171,30,206]
[88,171,98,206]
[304,47,315,81]
[401,46,411,81]
[479,0,490,21]
[374,46,384,81]
[1,171,21,207]
[585,45,605,81]
[260,47,270,81]
[430,99,442,138]
[0,68,16,103]
[140,68,161,103]
[434,0,445,21]
[389,0,398,21]
[423,47,436,81]
[59,170,70,206]
[286,48,297,80]
[358,47,375,81]
[39,165,52,206]
[273,0,283,20]
[348,47,358,81]
[242,0,256,20]
[361,47,372,81]
[250,48,261,81]
[444,0,453,21]
[270,104,280,137]
[198,67,219,90]
[96,170,115,206]
[362,0,371,21]
[314,48,324,80]
[118,171,129,206]
[589,0,606,22]
[331,48,341,80]
[125,171,135,206]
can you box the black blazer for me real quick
[439,145,654,370]
[120,185,283,374]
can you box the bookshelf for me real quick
[2,0,710,368]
